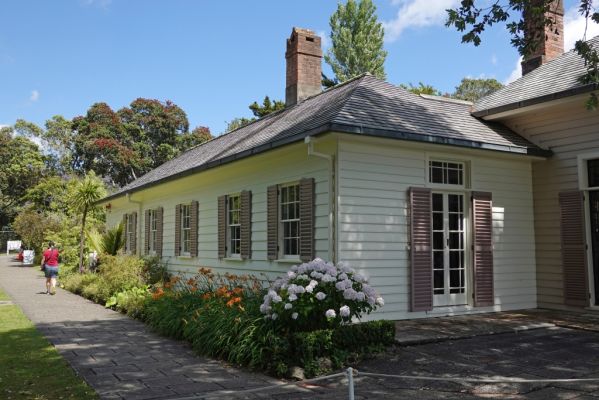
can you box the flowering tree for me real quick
[260,259,384,331]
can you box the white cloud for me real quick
[29,90,39,102]
[82,0,112,9]
[564,6,599,51]
[317,30,331,50]
[505,56,523,84]
[383,0,460,42]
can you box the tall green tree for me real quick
[324,0,387,84]
[0,126,47,227]
[452,78,504,102]
[69,171,106,273]
[400,82,442,96]
[225,96,284,133]
[446,1,599,107]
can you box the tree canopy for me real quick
[225,96,284,133]
[324,0,387,85]
[446,0,599,107]
[453,78,504,102]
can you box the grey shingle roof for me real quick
[104,74,546,201]
[474,36,599,115]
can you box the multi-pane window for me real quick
[181,204,191,255]
[429,161,464,185]
[149,209,157,254]
[126,214,135,253]
[280,184,300,257]
[227,195,241,256]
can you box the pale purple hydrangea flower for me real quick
[287,271,297,279]
[315,292,326,301]
[271,313,278,320]
[343,288,357,300]
[297,274,309,281]
[322,274,336,283]
[335,281,346,291]
[288,293,298,302]
[325,309,336,318]
[376,297,385,306]
[338,272,348,281]
[285,303,293,310]
[292,312,298,320]
[339,305,350,318]
[356,292,366,301]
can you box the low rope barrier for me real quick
[170,367,599,400]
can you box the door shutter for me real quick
[217,195,227,259]
[409,187,433,312]
[190,200,199,258]
[240,190,252,260]
[144,209,151,255]
[156,207,163,257]
[267,185,279,261]
[122,214,129,252]
[559,191,589,307]
[130,212,137,255]
[299,178,315,262]
[472,192,494,307]
[174,204,181,257]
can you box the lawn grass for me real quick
[0,288,98,400]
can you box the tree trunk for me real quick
[78,205,88,273]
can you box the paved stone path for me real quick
[0,256,309,400]
[4,254,599,399]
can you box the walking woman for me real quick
[42,241,59,295]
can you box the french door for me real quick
[432,192,467,306]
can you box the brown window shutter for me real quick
[130,211,137,255]
[217,195,227,259]
[473,191,494,307]
[155,207,163,257]
[267,185,279,261]
[190,200,199,258]
[409,187,433,312]
[240,190,252,260]
[299,178,315,262]
[559,191,589,307]
[174,204,181,257]
[144,209,151,255]
[122,214,129,253]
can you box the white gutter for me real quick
[126,193,143,256]
[305,136,336,263]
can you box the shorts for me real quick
[44,266,59,278]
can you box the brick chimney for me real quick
[285,27,322,107]
[521,0,564,75]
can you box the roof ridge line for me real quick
[329,75,372,123]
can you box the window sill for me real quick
[275,258,302,264]
[223,257,245,262]
[177,254,193,259]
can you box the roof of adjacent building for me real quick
[103,74,548,202]
[473,36,599,116]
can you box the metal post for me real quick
[347,367,355,400]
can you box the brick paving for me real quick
[4,254,599,399]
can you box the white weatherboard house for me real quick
[100,17,599,320]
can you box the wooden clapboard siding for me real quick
[104,141,331,278]
[501,97,599,309]
[337,138,536,320]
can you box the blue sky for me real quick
[0,0,594,135]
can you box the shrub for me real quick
[105,286,150,318]
[96,255,145,295]
[62,273,99,295]
[260,259,384,331]
[141,256,170,285]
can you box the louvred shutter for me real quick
[190,201,199,258]
[409,187,433,312]
[217,195,227,259]
[267,185,279,261]
[299,178,315,262]
[155,207,163,257]
[240,190,252,260]
[174,204,181,257]
[122,214,129,252]
[144,209,150,255]
[472,192,494,307]
[130,212,137,255]
[559,191,589,307]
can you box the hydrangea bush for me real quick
[261,258,384,331]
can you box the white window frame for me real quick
[180,204,191,256]
[148,209,157,255]
[279,183,300,259]
[428,159,467,188]
[227,194,241,258]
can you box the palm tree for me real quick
[70,172,106,273]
